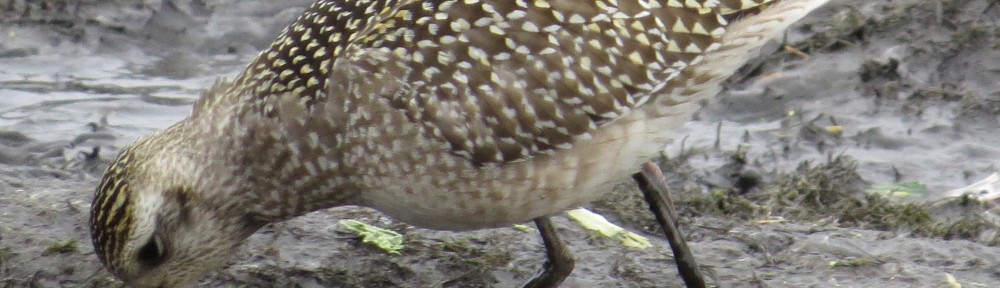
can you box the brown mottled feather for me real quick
[204,0,760,165]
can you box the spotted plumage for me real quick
[90,0,828,287]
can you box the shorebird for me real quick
[90,0,828,287]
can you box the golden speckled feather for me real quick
[199,0,779,165]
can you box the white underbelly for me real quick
[358,108,695,230]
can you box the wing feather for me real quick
[333,0,739,165]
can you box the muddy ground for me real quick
[1,0,1000,287]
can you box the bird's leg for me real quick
[633,162,707,288]
[522,216,575,288]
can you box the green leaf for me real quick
[565,208,651,250]
[865,181,926,199]
[339,219,404,255]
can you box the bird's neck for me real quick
[180,96,363,225]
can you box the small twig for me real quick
[714,122,723,150]
[784,45,811,60]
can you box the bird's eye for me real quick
[137,235,166,267]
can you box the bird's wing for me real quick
[325,0,767,165]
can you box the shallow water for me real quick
[2,54,229,137]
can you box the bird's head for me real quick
[89,132,256,287]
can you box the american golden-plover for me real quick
[90,0,828,287]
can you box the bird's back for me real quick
[187,0,829,228]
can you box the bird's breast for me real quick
[350,104,691,230]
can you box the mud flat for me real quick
[1,0,998,287]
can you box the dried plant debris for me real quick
[677,156,1000,245]
[42,239,77,255]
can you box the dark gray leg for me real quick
[522,216,575,288]
[633,162,707,288]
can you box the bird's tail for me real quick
[709,0,829,77]
[649,0,829,113]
